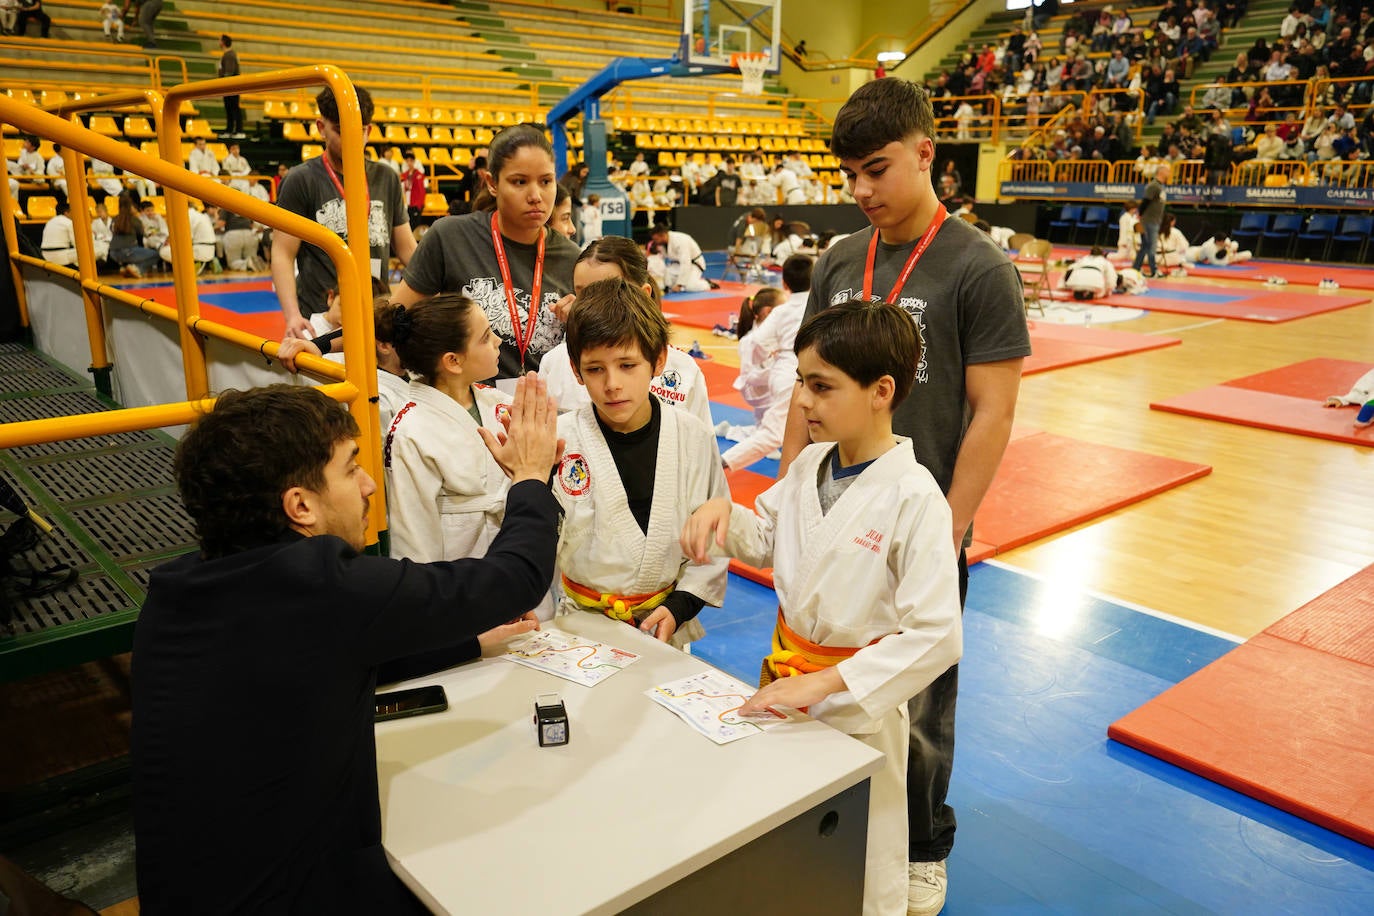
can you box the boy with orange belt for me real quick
[683,301,962,916]
[552,277,728,650]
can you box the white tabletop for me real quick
[375,613,883,916]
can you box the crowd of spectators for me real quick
[983,0,1374,183]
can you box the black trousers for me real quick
[223,95,243,134]
[905,547,967,861]
[16,9,52,37]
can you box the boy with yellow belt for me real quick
[682,301,962,916]
[553,277,728,649]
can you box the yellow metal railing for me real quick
[0,65,387,544]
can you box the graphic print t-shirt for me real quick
[276,157,406,317]
[402,210,580,380]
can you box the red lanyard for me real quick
[321,155,370,210]
[862,206,947,302]
[491,211,546,364]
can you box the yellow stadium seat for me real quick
[408,108,428,124]
[301,144,323,161]
[185,119,215,139]
[384,125,407,144]
[513,111,530,125]
[124,117,156,139]
[209,143,229,161]
[39,90,68,109]
[430,126,454,145]
[410,148,430,167]
[657,151,675,166]
[635,133,652,149]
[263,100,291,119]
[3,138,20,158]
[36,140,54,159]
[283,121,310,142]
[6,89,34,105]
[428,148,453,167]
[27,196,57,220]
[408,126,432,145]
[146,195,166,215]
[90,116,121,137]
[491,110,510,126]
[645,117,663,132]
[471,109,490,125]
[473,128,493,144]
[140,140,159,157]
[454,127,476,146]
[366,124,380,143]
[431,107,455,125]
[423,192,449,215]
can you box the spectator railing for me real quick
[1187,79,1311,124]
[1083,88,1145,139]
[1055,159,1113,182]
[0,65,388,546]
[931,94,1002,142]
[1309,159,1373,187]
[1308,77,1374,116]
[1230,158,1310,186]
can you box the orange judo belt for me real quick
[759,609,877,687]
[561,575,673,624]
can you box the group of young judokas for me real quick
[381,315,726,648]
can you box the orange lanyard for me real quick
[321,155,370,210]
[862,206,947,302]
[490,211,545,365]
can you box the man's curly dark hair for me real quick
[174,386,359,559]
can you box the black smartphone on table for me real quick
[374,685,448,722]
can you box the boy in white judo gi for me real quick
[553,277,728,649]
[682,300,963,916]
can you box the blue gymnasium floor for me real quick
[694,563,1374,914]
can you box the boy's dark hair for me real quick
[487,123,553,180]
[55,202,70,217]
[221,34,233,47]
[649,223,669,238]
[831,78,938,161]
[376,293,477,382]
[315,84,375,127]
[794,300,921,407]
[565,278,669,369]
[175,386,359,559]
[781,254,813,293]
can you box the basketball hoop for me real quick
[733,52,769,96]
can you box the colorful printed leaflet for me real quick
[647,670,791,745]
[502,627,641,687]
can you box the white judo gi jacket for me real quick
[552,404,728,647]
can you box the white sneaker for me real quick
[908,860,947,916]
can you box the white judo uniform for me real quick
[539,342,713,430]
[552,404,728,648]
[721,295,806,470]
[384,382,516,569]
[1061,253,1117,299]
[719,440,963,916]
[648,230,712,292]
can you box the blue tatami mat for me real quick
[697,560,1374,914]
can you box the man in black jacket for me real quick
[132,378,562,914]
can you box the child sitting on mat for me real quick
[1324,367,1374,428]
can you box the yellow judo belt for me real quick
[760,609,875,687]
[561,575,673,624]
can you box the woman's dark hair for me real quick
[487,123,554,180]
[174,385,359,559]
[794,299,921,407]
[375,293,478,383]
[577,236,661,303]
[739,287,784,338]
[112,190,142,235]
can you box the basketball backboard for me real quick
[681,0,781,74]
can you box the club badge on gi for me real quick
[557,452,591,496]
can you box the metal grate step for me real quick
[26,448,177,505]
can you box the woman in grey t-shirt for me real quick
[392,124,579,385]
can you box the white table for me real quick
[375,613,883,915]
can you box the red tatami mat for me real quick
[721,429,1207,587]
[662,281,763,331]
[969,431,1211,551]
[697,359,750,410]
[1024,323,1180,376]
[1109,564,1374,848]
[1152,359,1374,447]
[1099,288,1370,323]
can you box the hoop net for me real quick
[733,52,769,96]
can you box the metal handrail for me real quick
[0,65,386,544]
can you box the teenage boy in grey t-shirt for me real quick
[781,77,1029,916]
[272,85,414,338]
